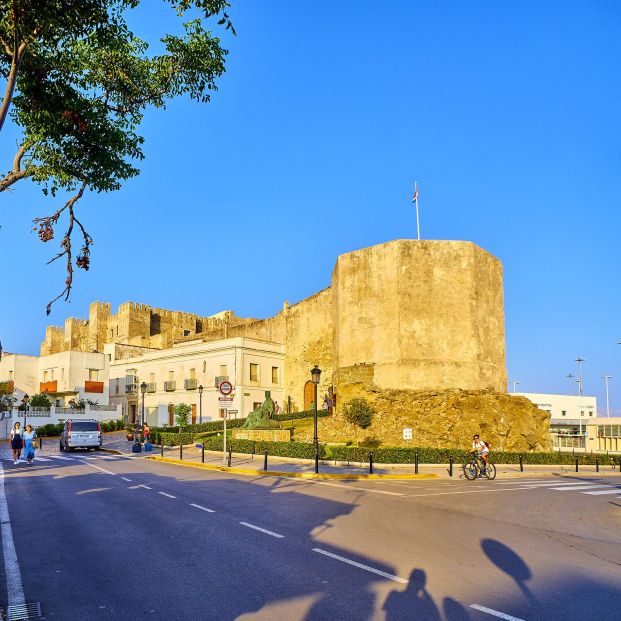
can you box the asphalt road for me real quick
[1,451,620,620]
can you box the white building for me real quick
[106,337,285,426]
[0,350,109,406]
[517,392,597,428]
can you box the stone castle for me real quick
[41,239,549,450]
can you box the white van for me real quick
[59,419,102,451]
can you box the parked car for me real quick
[59,419,102,451]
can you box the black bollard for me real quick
[414,451,419,475]
[314,445,319,474]
[39,437,43,451]
[369,452,374,474]
[263,449,268,471]
[161,441,164,458]
[449,456,453,478]
[180,442,183,460]
[201,443,205,463]
[227,445,232,467]
[596,456,599,473]
[519,455,524,472]
[575,457,579,472]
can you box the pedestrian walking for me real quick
[23,424,37,464]
[9,421,24,464]
[143,423,150,444]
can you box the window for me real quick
[150,373,156,383]
[168,371,175,381]
[272,367,279,384]
[249,363,258,382]
[61,368,65,380]
[561,410,566,417]
[89,369,99,381]
[580,411,584,417]
[50,369,55,380]
[43,370,48,382]
[183,329,190,337]
[8,371,13,380]
[589,411,593,417]
[220,364,228,376]
[189,368,196,380]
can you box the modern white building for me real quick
[517,392,597,426]
[106,337,285,426]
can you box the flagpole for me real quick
[415,195,420,240]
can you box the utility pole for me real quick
[575,357,585,438]
[566,373,575,395]
[602,375,612,418]
[510,380,519,394]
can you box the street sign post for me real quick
[219,382,234,464]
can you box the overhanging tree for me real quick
[0,0,234,312]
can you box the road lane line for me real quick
[240,522,284,538]
[121,477,132,482]
[582,489,621,495]
[311,481,404,496]
[312,548,407,583]
[190,503,215,513]
[138,484,152,490]
[408,487,533,497]
[0,464,25,606]
[469,604,525,620]
[158,492,176,499]
[550,485,611,491]
[78,460,117,476]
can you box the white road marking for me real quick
[582,488,621,495]
[550,485,611,491]
[51,455,75,461]
[138,484,152,490]
[313,548,407,583]
[158,492,176,499]
[469,603,525,620]
[34,457,52,462]
[121,477,132,482]
[520,481,594,487]
[78,460,117,476]
[408,486,532,497]
[0,464,25,606]
[190,503,215,513]
[312,481,404,496]
[240,522,285,538]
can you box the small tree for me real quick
[0,382,15,412]
[29,393,52,408]
[174,403,191,428]
[344,398,376,430]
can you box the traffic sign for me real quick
[219,380,233,396]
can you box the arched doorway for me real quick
[304,381,315,411]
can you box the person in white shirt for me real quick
[471,434,490,471]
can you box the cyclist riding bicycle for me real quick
[471,434,490,471]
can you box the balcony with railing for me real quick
[214,376,229,388]
[184,378,198,390]
[164,381,176,392]
[125,376,138,394]
[40,380,58,394]
[84,381,104,394]
[146,382,156,393]
[0,380,14,393]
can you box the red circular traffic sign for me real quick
[219,380,233,395]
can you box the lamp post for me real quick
[575,357,585,438]
[311,365,321,474]
[198,384,203,424]
[510,380,519,394]
[140,381,147,430]
[22,393,29,428]
[602,375,612,418]
[566,373,575,395]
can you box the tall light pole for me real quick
[510,380,519,394]
[575,357,585,438]
[311,365,321,474]
[566,373,575,395]
[198,384,203,424]
[140,381,147,430]
[602,375,612,418]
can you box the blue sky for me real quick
[1,1,620,412]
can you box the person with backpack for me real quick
[471,434,490,472]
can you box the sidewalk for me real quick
[145,444,621,480]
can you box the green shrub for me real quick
[344,398,375,430]
[33,423,63,437]
[29,393,52,408]
[174,403,191,428]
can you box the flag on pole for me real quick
[412,181,419,203]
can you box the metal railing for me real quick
[89,405,117,412]
[184,378,198,390]
[146,382,157,393]
[164,381,176,392]
[214,375,229,388]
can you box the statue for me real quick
[242,391,281,429]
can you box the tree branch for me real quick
[0,141,34,191]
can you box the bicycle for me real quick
[463,452,496,480]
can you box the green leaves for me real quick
[0,0,234,311]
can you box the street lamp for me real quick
[140,381,147,429]
[575,357,585,438]
[21,393,29,428]
[509,380,519,394]
[566,373,575,395]
[311,365,321,474]
[198,384,203,424]
[602,375,612,418]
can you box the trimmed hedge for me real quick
[32,419,124,437]
[150,410,328,436]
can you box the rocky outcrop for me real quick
[319,389,550,452]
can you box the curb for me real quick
[146,456,439,480]
[99,447,124,455]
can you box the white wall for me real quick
[517,392,597,423]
